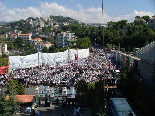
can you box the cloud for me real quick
[0,2,154,23]
[133,10,154,17]
[76,3,82,9]
[0,1,6,11]
[109,10,154,23]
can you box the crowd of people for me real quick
[0,47,119,87]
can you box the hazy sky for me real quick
[0,0,154,23]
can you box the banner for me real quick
[9,48,89,71]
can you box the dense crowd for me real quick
[0,47,119,87]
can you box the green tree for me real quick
[76,79,88,107]
[142,15,150,23]
[18,82,26,95]
[42,46,49,53]
[76,37,91,49]
[7,80,25,95]
[0,91,12,115]
[6,80,19,115]
[87,83,95,107]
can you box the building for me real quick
[10,33,32,41]
[110,98,136,116]
[32,38,43,45]
[57,31,76,48]
[44,42,54,49]
[10,34,17,41]
[0,43,9,55]
[37,42,45,52]
[39,21,45,27]
[148,16,155,31]
[0,35,3,39]
[37,42,53,52]
[136,41,155,85]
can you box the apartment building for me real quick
[10,33,32,41]
[32,38,42,45]
[57,31,76,48]
[37,42,53,52]
[0,43,9,55]
[148,16,155,31]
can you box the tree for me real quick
[6,80,19,115]
[18,82,26,95]
[0,91,11,115]
[142,15,150,23]
[76,37,91,49]
[76,79,88,107]
[87,83,95,107]
[42,46,49,53]
[7,80,25,95]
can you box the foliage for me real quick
[76,79,88,106]
[7,80,25,95]
[4,80,20,115]
[0,57,8,67]
[76,37,91,49]
[76,79,105,115]
[50,15,73,22]
[42,46,49,53]
[0,91,12,115]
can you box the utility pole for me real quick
[102,0,105,91]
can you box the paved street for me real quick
[23,104,91,116]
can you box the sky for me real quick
[0,0,154,23]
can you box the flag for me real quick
[102,0,103,16]
[75,45,78,61]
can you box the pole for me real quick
[68,47,69,63]
[8,56,10,74]
[38,52,39,68]
[102,0,105,91]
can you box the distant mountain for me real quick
[50,15,74,22]
[0,21,11,26]
[88,23,107,27]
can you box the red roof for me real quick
[33,38,42,41]
[150,17,155,19]
[6,95,35,103]
[19,34,30,36]
[10,34,16,36]
[40,42,45,45]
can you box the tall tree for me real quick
[142,15,150,23]
[6,80,19,115]
[76,79,88,107]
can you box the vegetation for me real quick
[62,15,155,52]
[0,80,24,115]
[0,91,13,116]
[0,57,8,67]
[118,57,155,116]
[76,79,105,116]
[7,80,25,95]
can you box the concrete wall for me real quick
[138,60,155,83]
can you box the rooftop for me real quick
[110,98,136,116]
[6,95,35,103]
[33,38,42,41]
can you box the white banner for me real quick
[9,48,89,71]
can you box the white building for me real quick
[0,43,9,55]
[32,38,43,46]
[10,33,32,42]
[39,21,45,27]
[37,42,53,52]
[148,16,155,31]
[57,31,76,48]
